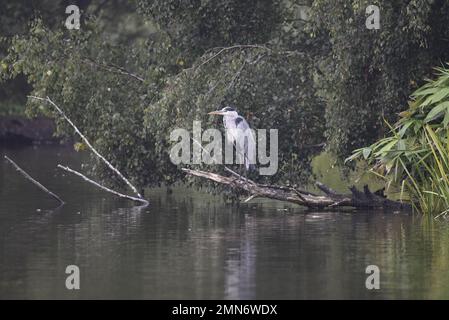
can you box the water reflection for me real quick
[1,146,449,299]
[224,214,257,299]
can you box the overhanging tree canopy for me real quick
[1,0,449,194]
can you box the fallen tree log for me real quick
[182,168,412,211]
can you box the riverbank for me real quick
[0,115,61,146]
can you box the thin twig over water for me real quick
[58,165,149,206]
[4,155,65,205]
[28,95,144,200]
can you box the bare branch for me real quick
[28,95,144,200]
[223,166,257,185]
[82,57,145,82]
[58,165,149,206]
[182,168,412,211]
[244,194,258,203]
[315,182,339,196]
[190,137,256,186]
[224,60,246,93]
[195,44,269,71]
[4,155,65,205]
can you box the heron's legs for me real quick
[239,165,244,182]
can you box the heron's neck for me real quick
[223,111,239,120]
[224,114,237,121]
[223,114,237,126]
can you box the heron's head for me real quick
[208,106,238,117]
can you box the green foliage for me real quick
[137,0,283,58]
[2,0,449,197]
[145,46,324,186]
[309,0,449,157]
[0,17,172,188]
[348,67,449,214]
[0,1,325,192]
[0,0,83,112]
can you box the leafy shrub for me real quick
[348,66,449,215]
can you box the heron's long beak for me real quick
[208,110,225,115]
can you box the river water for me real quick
[1,145,449,299]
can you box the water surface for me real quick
[1,146,449,299]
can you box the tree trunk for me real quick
[182,168,411,211]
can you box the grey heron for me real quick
[208,106,257,172]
